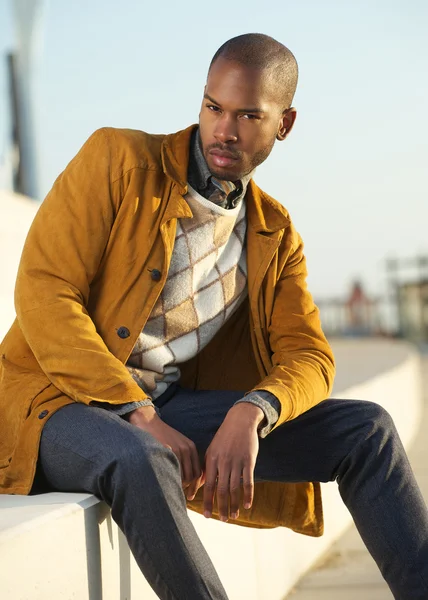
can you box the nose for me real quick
[213,114,238,144]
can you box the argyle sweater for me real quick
[126,185,247,399]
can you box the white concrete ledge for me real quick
[0,193,423,599]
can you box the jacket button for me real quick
[151,269,161,282]
[117,326,130,339]
[38,410,49,419]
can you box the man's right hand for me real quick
[127,406,204,500]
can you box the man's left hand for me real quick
[203,403,264,522]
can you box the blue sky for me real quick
[1,0,427,299]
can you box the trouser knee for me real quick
[339,401,398,477]
[356,401,396,441]
[118,434,179,481]
[101,430,181,504]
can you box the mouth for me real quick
[208,149,239,169]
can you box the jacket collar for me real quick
[161,125,196,195]
[161,124,290,234]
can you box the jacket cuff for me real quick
[101,399,155,417]
[233,391,281,438]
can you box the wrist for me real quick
[127,405,158,426]
[227,402,265,429]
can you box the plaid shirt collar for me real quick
[187,128,254,209]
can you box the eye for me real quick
[242,114,259,120]
[206,104,221,113]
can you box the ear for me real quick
[276,108,297,141]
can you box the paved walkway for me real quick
[288,355,428,599]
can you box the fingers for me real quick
[204,459,254,520]
[229,469,241,520]
[242,462,254,510]
[189,442,202,482]
[216,461,231,522]
[177,441,200,487]
[217,464,246,521]
[202,426,258,521]
[203,455,217,519]
[204,459,243,522]
[178,446,194,486]
[186,470,204,501]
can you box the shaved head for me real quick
[209,33,298,110]
[200,33,298,180]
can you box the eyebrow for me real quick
[203,93,265,114]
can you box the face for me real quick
[198,57,297,181]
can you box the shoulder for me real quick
[82,127,167,181]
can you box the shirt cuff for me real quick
[233,391,281,438]
[94,399,155,417]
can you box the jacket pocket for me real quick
[0,356,50,467]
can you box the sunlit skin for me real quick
[198,56,297,182]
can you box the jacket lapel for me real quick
[246,180,289,308]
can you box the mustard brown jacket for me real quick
[0,125,335,536]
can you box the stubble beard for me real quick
[205,141,275,182]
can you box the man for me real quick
[0,33,427,599]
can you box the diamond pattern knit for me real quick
[126,185,247,399]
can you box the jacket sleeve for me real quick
[250,222,336,429]
[14,129,149,406]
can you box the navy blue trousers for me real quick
[36,388,428,599]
